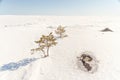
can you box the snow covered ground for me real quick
[0,15,120,80]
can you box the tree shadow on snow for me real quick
[0,58,39,71]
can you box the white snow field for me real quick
[0,15,120,80]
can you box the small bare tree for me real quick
[55,25,67,38]
[31,32,57,57]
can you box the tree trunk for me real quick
[41,50,46,57]
[60,33,62,38]
[46,47,49,57]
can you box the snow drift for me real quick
[0,16,120,80]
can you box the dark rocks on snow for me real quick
[80,54,93,71]
[77,51,98,73]
[101,28,113,32]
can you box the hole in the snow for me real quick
[77,51,98,73]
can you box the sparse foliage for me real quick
[55,25,67,38]
[31,32,57,57]
[31,25,68,58]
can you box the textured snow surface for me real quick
[0,16,120,80]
